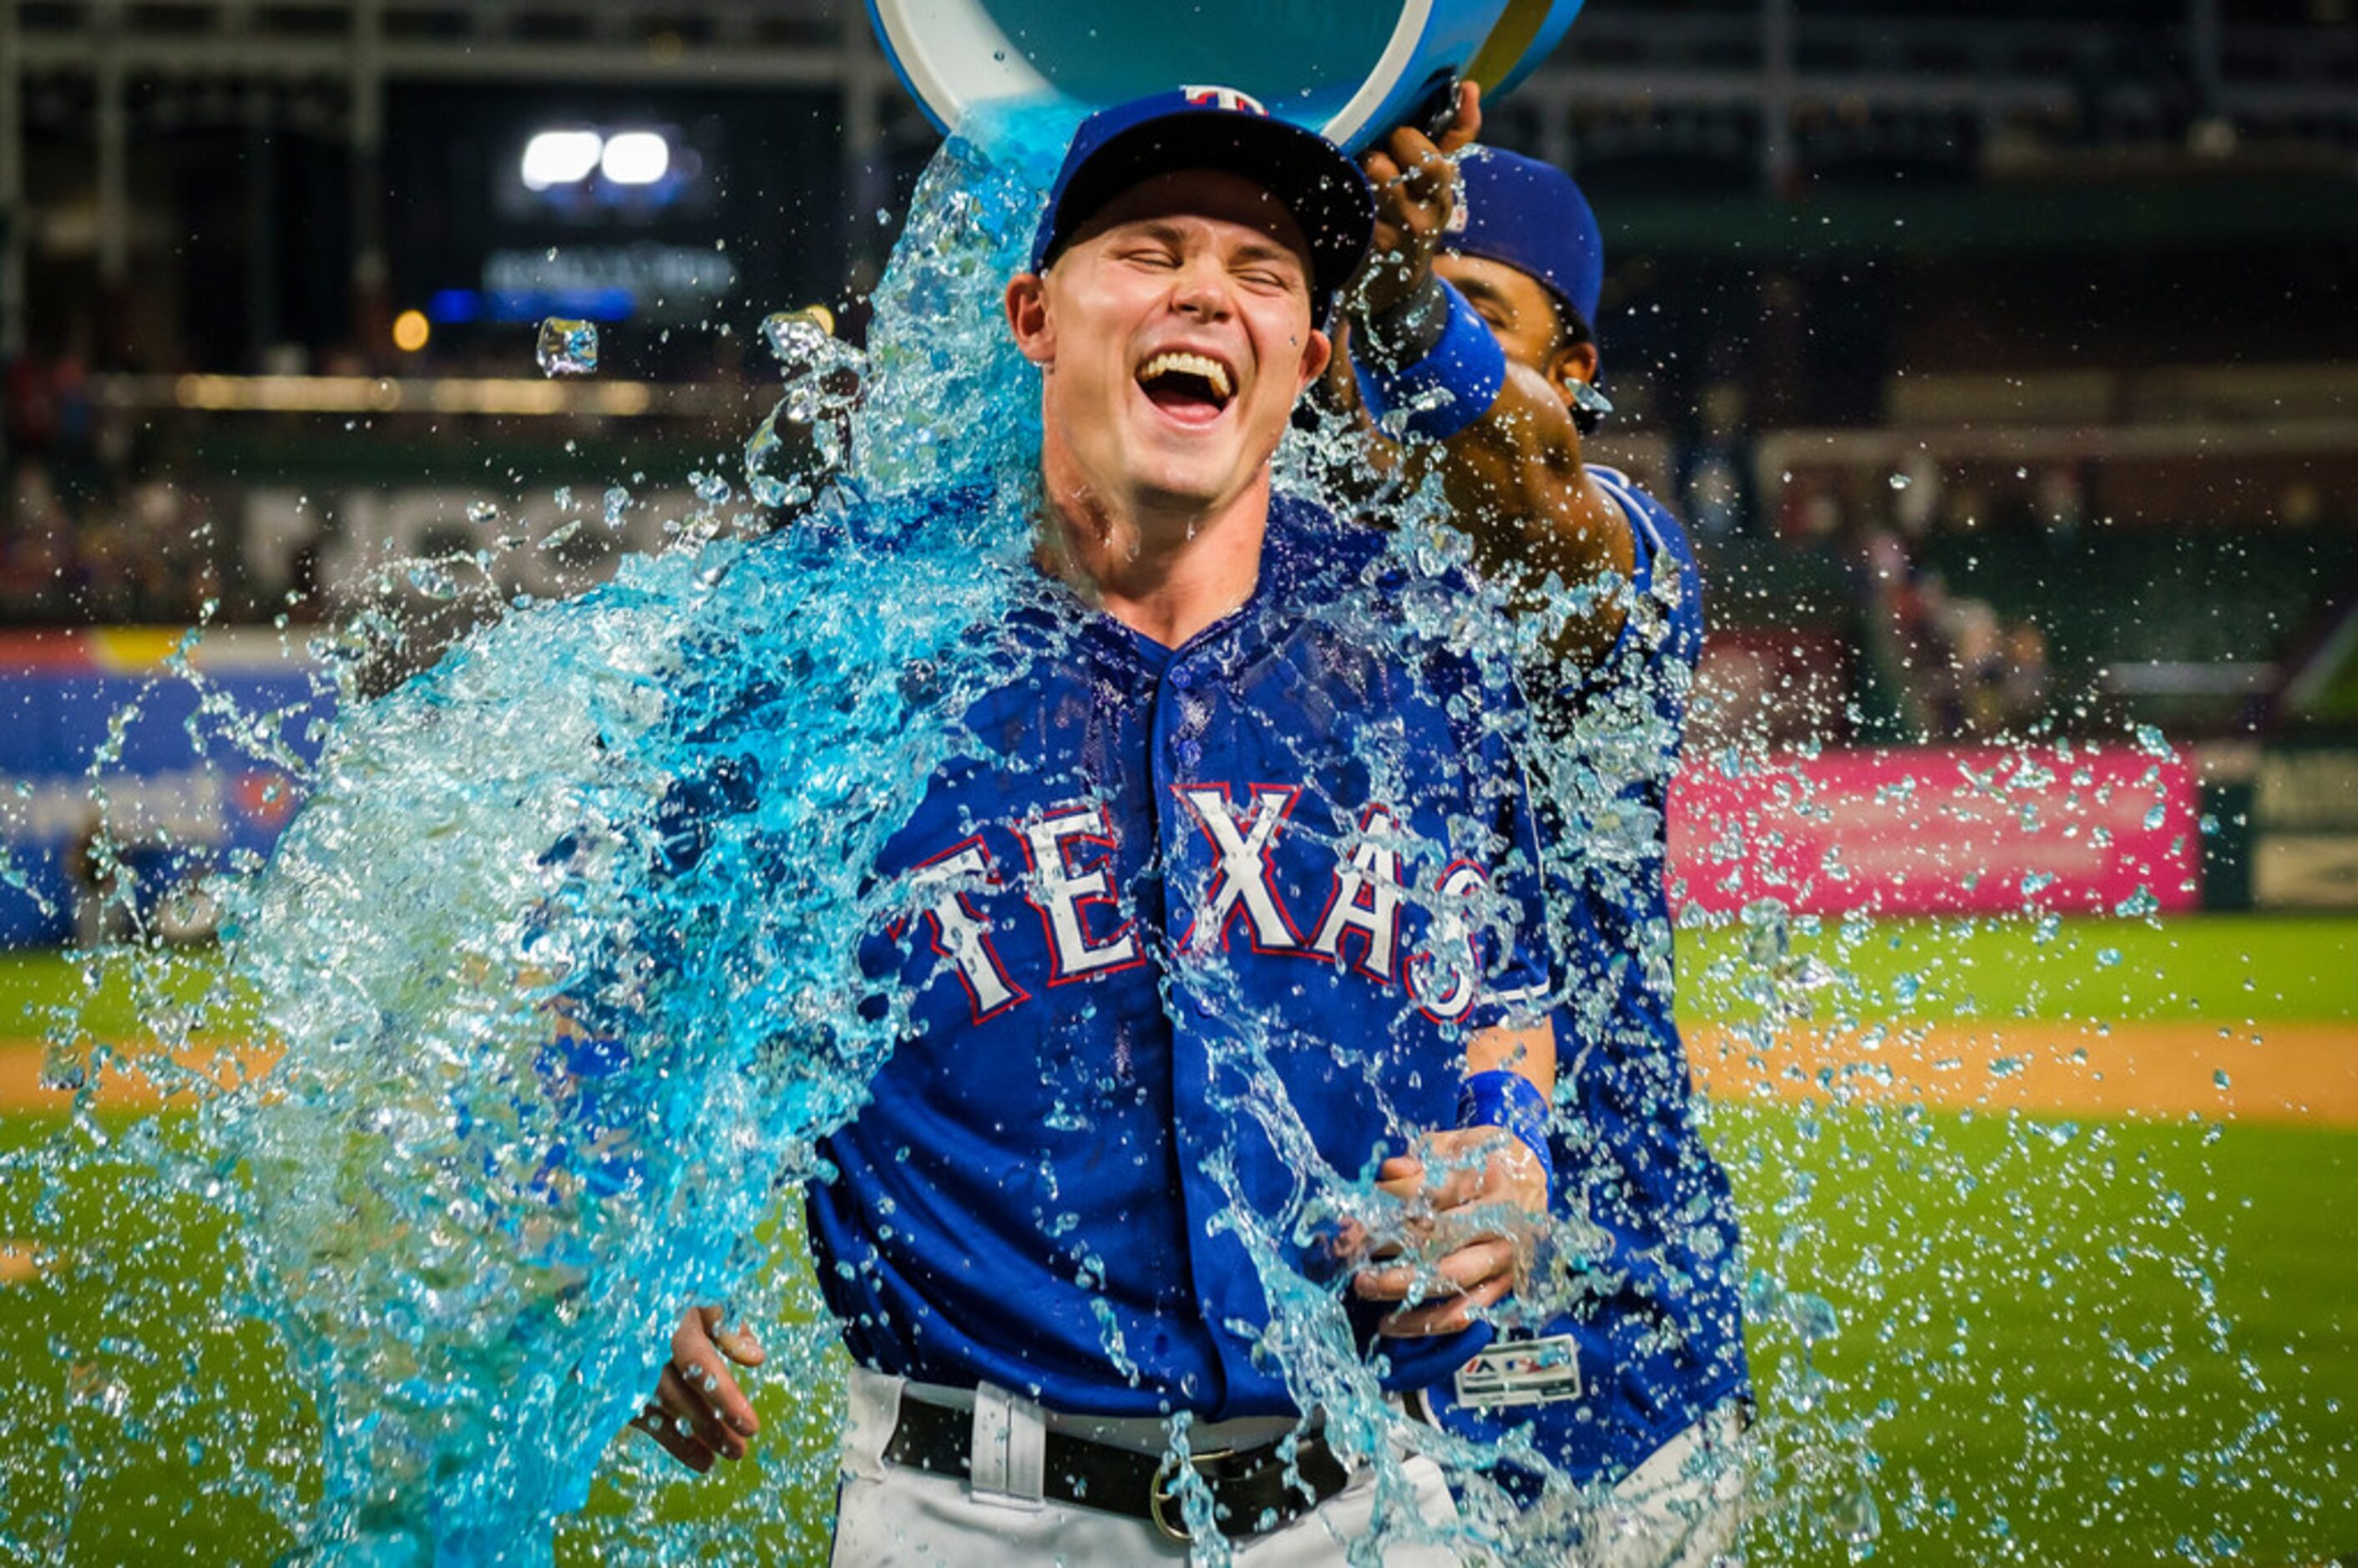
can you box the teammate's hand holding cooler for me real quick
[639,87,1566,1563]
[1332,82,1758,1565]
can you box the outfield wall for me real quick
[3,630,2345,948]
[0,630,329,947]
[1667,743,2204,919]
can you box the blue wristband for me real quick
[1455,1069,1555,1186]
[1354,280,1509,441]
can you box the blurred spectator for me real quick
[0,453,228,625]
[6,355,62,453]
[3,462,83,619]
[1678,380,1755,542]
[1893,452,1941,537]
[2037,463,2086,547]
[1849,510,2050,741]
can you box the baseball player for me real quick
[642,89,1572,1564]
[1343,87,1754,1565]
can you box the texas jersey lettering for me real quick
[807,497,1556,1420]
[890,787,1503,1029]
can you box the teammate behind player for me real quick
[642,88,1566,1564]
[1343,88,1755,1565]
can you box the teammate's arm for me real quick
[1348,85,1635,665]
[1354,1018,1556,1336]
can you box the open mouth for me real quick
[1136,350,1236,422]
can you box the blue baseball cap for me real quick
[1443,146,1605,339]
[1030,87,1374,328]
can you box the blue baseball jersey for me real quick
[1430,467,1750,1485]
[804,494,1557,1419]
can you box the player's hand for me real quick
[1355,82,1484,320]
[631,1304,765,1474]
[1351,1123,1546,1337]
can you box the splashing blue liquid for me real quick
[202,129,1060,1563]
[2,116,1694,1564]
[0,99,2305,1568]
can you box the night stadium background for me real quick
[0,1,2352,1562]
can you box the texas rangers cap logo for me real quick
[1181,84,1268,117]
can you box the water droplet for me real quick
[1783,1291,1840,1341]
[466,500,498,525]
[541,518,583,549]
[2214,1070,2231,1090]
[1834,1479,1881,1545]
[405,561,460,599]
[744,400,798,508]
[762,306,835,367]
[1888,473,1910,490]
[603,485,631,528]
[2096,947,2123,968]
[1740,898,1790,965]
[536,317,599,377]
[2113,887,2158,918]
[38,1056,88,1093]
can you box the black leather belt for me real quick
[882,1395,1354,1541]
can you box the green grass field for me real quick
[1677,911,2358,1026]
[2,913,2352,1564]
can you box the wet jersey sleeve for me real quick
[1575,467,1706,709]
[1464,665,1562,1027]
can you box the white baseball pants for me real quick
[827,1369,1465,1567]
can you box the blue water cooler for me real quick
[866,0,1587,154]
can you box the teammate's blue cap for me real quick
[1443,146,1605,339]
[1030,87,1374,328]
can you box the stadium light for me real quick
[520,129,603,190]
[600,131,670,186]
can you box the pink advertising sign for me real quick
[1666,745,2203,918]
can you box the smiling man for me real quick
[640,89,1566,1565]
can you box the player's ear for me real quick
[1293,326,1332,392]
[1006,273,1055,367]
[1549,339,1600,406]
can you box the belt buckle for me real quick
[1147,1444,1236,1543]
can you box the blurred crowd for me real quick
[2,336,2058,746]
[23,327,2349,751]
[1850,520,2053,742]
[3,352,241,627]
[1763,448,2060,743]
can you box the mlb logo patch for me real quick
[1182,84,1268,118]
[1453,1333,1582,1408]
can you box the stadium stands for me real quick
[1,0,2350,751]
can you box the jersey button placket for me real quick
[1155,651,1232,1408]
[1167,662,1203,771]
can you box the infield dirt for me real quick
[5,1018,2353,1127]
